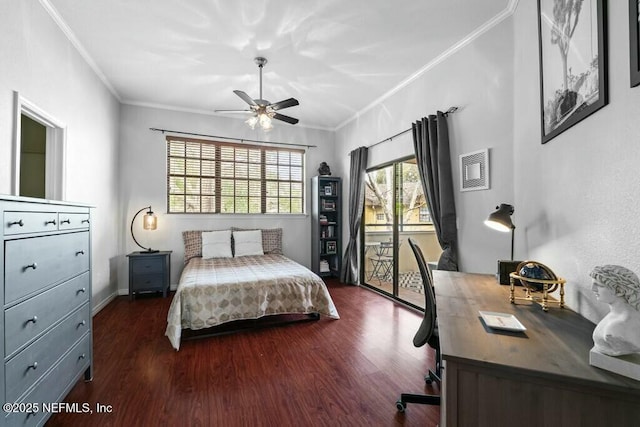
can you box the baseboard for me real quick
[92,292,117,316]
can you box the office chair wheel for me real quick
[396,400,406,412]
[424,374,432,385]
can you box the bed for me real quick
[165,228,340,350]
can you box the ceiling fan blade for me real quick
[233,90,257,106]
[273,112,299,125]
[269,98,299,111]
[214,109,253,114]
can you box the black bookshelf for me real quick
[311,176,342,277]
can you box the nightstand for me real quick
[127,251,172,300]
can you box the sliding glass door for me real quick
[361,157,442,309]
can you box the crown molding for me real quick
[38,0,121,101]
[334,0,520,132]
[38,0,519,133]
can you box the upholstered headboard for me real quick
[182,228,283,265]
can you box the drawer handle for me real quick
[28,361,38,370]
[27,316,38,324]
[45,219,57,226]
[9,219,24,227]
[24,263,38,271]
[78,287,86,294]
[76,250,85,256]
[78,320,86,327]
[82,219,90,224]
[79,353,86,360]
[60,219,71,224]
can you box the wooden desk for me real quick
[434,271,640,427]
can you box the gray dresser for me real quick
[1,196,92,426]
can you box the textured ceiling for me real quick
[46,0,512,130]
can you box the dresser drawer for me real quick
[5,303,90,403]
[4,232,90,304]
[58,212,90,230]
[4,334,91,427]
[3,211,58,236]
[130,256,164,274]
[5,272,90,357]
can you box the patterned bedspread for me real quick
[165,254,340,350]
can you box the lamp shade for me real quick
[484,203,515,232]
[485,203,516,263]
[143,210,157,230]
[246,115,259,129]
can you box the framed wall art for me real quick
[631,0,640,87]
[537,0,608,144]
[459,149,490,192]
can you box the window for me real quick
[376,213,385,221]
[419,207,432,223]
[167,137,304,214]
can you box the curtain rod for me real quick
[358,106,459,152]
[149,127,317,149]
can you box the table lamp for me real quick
[131,206,159,253]
[485,203,521,284]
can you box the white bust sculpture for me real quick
[589,265,640,356]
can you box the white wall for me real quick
[335,13,516,275]
[0,1,122,311]
[118,104,336,290]
[513,1,640,324]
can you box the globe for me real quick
[516,261,558,293]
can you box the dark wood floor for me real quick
[48,279,440,426]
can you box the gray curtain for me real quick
[340,146,368,284]
[412,112,458,271]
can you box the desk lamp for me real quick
[485,203,521,284]
[131,206,159,253]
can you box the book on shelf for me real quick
[322,199,336,211]
[321,226,335,239]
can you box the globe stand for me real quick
[509,273,566,312]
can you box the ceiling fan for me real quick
[215,57,299,130]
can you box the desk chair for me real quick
[396,238,441,412]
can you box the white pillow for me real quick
[233,230,264,257]
[201,230,232,258]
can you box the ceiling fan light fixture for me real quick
[216,57,299,130]
[259,113,273,131]
[245,112,273,131]
[246,115,259,129]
